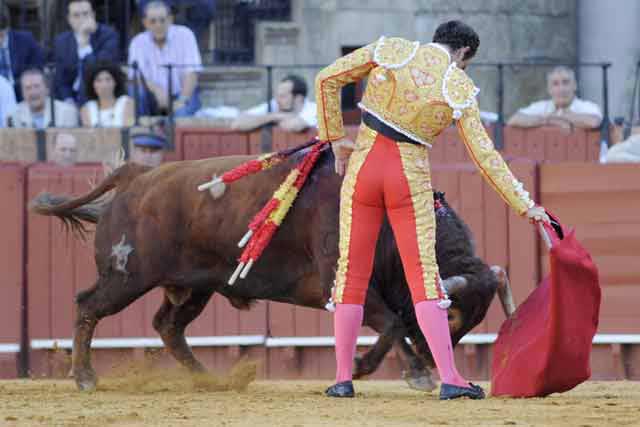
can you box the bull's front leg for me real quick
[361,288,436,391]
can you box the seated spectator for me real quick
[51,132,79,167]
[7,69,78,128]
[128,0,202,118]
[53,0,120,105]
[231,75,317,132]
[0,5,45,100]
[80,62,134,127]
[137,0,216,44]
[508,66,602,130]
[0,74,16,127]
[130,132,166,167]
[605,134,640,163]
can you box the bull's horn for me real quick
[491,265,516,317]
[442,275,468,295]
[228,262,245,285]
[238,230,253,248]
[239,259,254,279]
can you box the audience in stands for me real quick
[0,74,16,127]
[80,62,134,127]
[0,5,45,100]
[53,0,120,105]
[605,134,640,163]
[130,131,166,167]
[7,68,78,128]
[231,74,317,132]
[128,0,202,117]
[136,0,216,44]
[51,132,79,167]
[508,66,602,130]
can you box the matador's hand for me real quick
[332,138,355,176]
[527,205,550,224]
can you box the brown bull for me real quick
[31,147,514,391]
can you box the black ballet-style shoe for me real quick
[439,382,486,400]
[325,380,355,398]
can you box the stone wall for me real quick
[206,0,579,118]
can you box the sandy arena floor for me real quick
[0,361,639,427]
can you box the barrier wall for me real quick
[0,126,604,165]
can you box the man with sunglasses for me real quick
[128,0,202,117]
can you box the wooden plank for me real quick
[0,164,24,344]
[0,129,38,161]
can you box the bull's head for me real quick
[442,266,515,337]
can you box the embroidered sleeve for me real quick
[456,100,535,216]
[315,43,377,141]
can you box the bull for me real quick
[31,147,514,391]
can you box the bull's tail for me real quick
[29,164,130,239]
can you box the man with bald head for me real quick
[508,66,602,130]
[51,133,79,167]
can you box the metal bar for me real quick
[494,63,505,150]
[120,127,130,159]
[600,64,611,148]
[132,62,140,126]
[261,65,273,153]
[166,64,175,149]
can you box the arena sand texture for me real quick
[0,360,639,427]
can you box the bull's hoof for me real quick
[402,370,437,392]
[74,370,97,392]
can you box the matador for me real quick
[316,21,549,399]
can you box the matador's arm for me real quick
[456,101,535,216]
[315,43,377,142]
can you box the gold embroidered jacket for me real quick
[315,36,535,216]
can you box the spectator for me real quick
[130,132,166,167]
[605,134,640,163]
[51,132,79,167]
[137,0,216,44]
[231,75,317,132]
[128,0,202,117]
[0,5,45,100]
[80,62,134,127]
[7,69,78,128]
[53,0,120,105]
[508,66,602,130]
[0,74,17,127]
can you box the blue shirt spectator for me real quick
[0,7,46,100]
[53,0,120,105]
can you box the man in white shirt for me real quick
[231,74,318,132]
[0,74,16,127]
[128,0,202,117]
[7,69,78,128]
[508,66,602,130]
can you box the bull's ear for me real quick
[442,275,467,296]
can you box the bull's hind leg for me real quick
[73,276,153,391]
[152,287,215,372]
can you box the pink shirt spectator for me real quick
[128,24,202,95]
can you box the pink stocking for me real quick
[415,300,468,387]
[333,303,363,383]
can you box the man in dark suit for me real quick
[53,0,120,105]
[0,5,45,100]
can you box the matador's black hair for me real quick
[432,20,480,61]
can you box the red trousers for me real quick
[333,124,448,306]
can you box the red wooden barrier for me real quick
[0,163,25,377]
[539,163,640,333]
